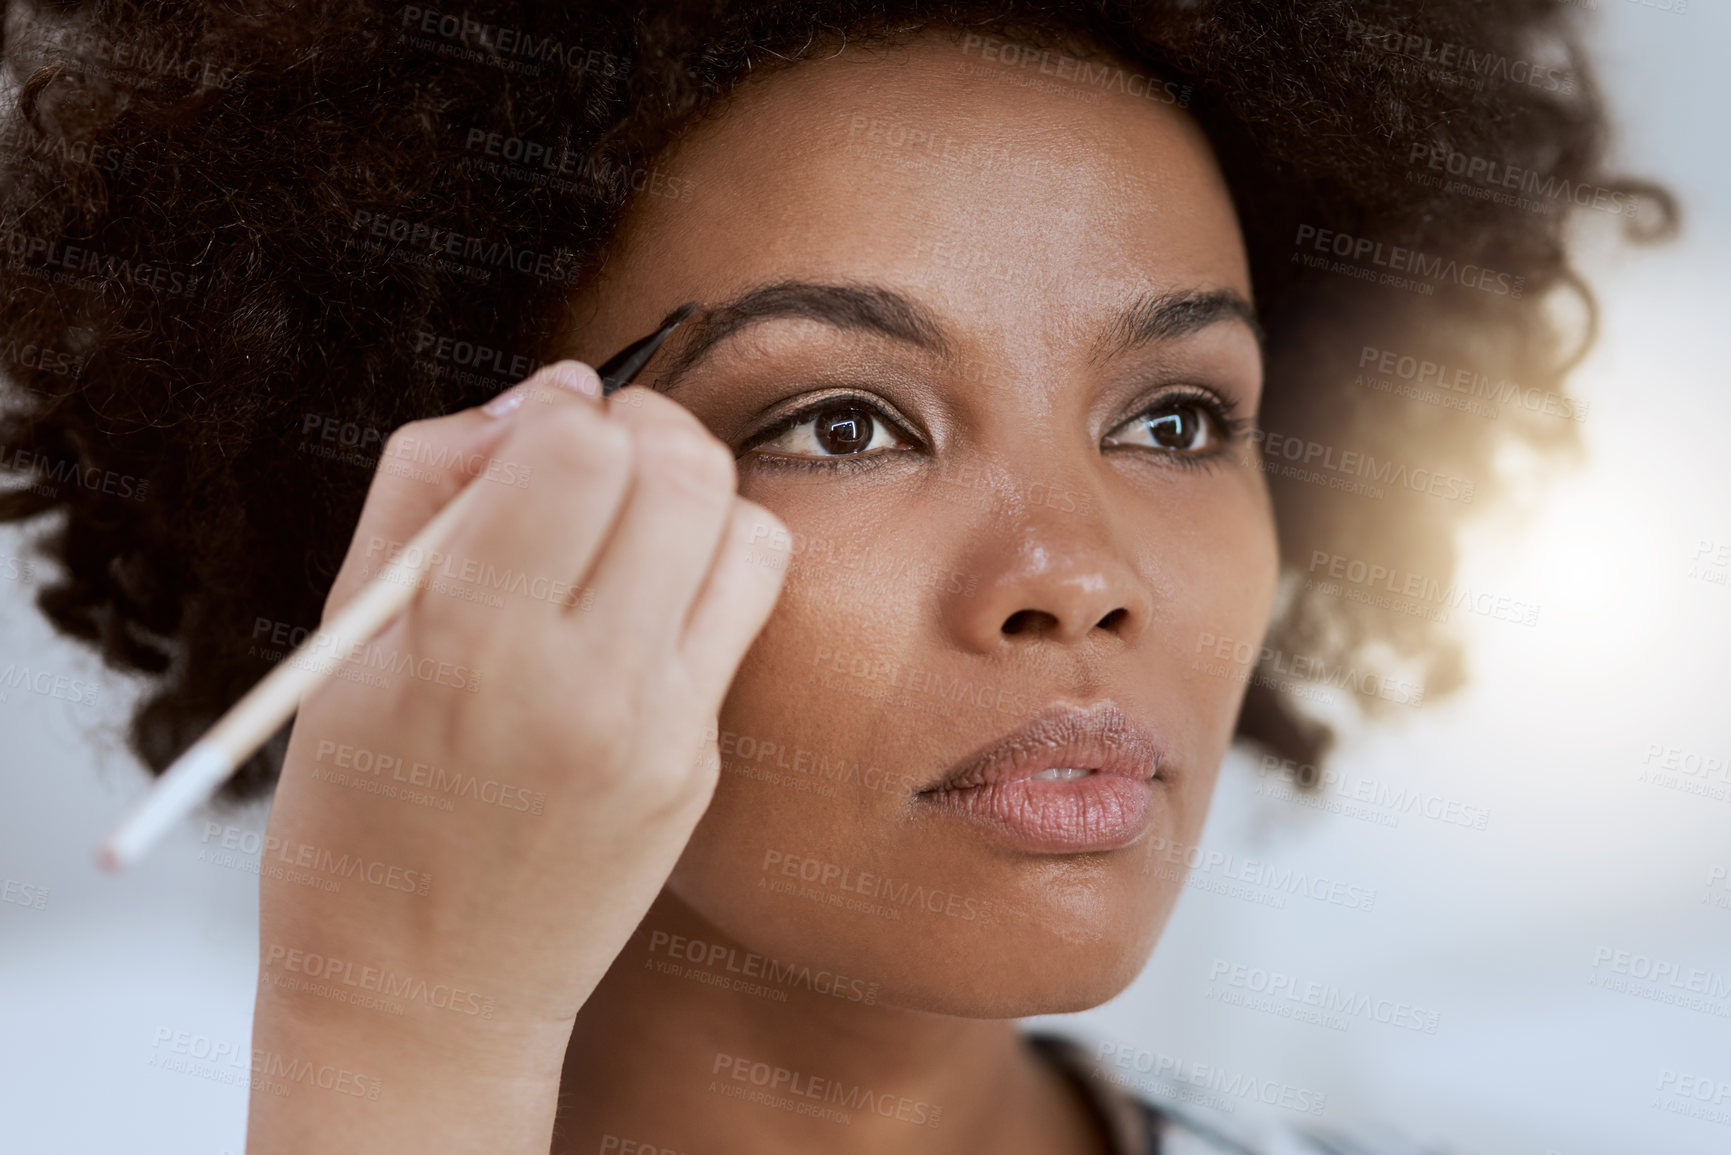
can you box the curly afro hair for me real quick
[0,0,1673,801]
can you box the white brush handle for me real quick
[96,476,489,871]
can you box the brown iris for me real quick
[811,402,875,455]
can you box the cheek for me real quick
[1155,470,1281,761]
[666,474,1279,1014]
[666,508,925,980]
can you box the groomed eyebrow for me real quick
[653,281,950,393]
[1088,288,1264,363]
[650,279,1260,392]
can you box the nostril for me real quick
[1002,609,1058,636]
[1097,607,1128,631]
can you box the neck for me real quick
[551,890,1108,1155]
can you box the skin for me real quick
[243,23,1277,1155]
[549,26,1279,1155]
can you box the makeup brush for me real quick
[95,302,702,871]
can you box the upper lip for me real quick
[918,700,1166,793]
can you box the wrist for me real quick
[248,983,569,1155]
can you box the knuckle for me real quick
[381,417,434,457]
[639,423,735,491]
[520,404,633,481]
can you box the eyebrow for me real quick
[652,282,948,393]
[1089,288,1264,362]
[650,279,1260,392]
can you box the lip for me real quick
[914,700,1166,854]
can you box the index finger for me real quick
[320,362,602,622]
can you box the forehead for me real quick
[596,30,1249,359]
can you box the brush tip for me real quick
[661,301,700,329]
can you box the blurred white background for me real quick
[3,2,1728,1153]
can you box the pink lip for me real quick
[914,700,1166,854]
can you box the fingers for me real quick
[579,385,743,660]
[678,498,790,709]
[433,365,639,636]
[322,365,784,715]
[320,363,596,623]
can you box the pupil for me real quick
[1150,407,1198,449]
[816,404,874,455]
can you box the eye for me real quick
[742,395,913,463]
[1103,392,1238,457]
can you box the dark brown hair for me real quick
[0,0,1673,799]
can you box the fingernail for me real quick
[482,382,530,418]
[546,360,602,399]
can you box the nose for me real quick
[944,492,1154,653]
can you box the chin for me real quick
[871,928,1159,1019]
[671,856,1172,1021]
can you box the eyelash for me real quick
[1112,386,1253,474]
[738,387,1249,475]
[736,391,913,476]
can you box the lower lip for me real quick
[919,773,1155,854]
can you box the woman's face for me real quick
[564,29,1277,1017]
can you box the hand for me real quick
[246,360,788,1153]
